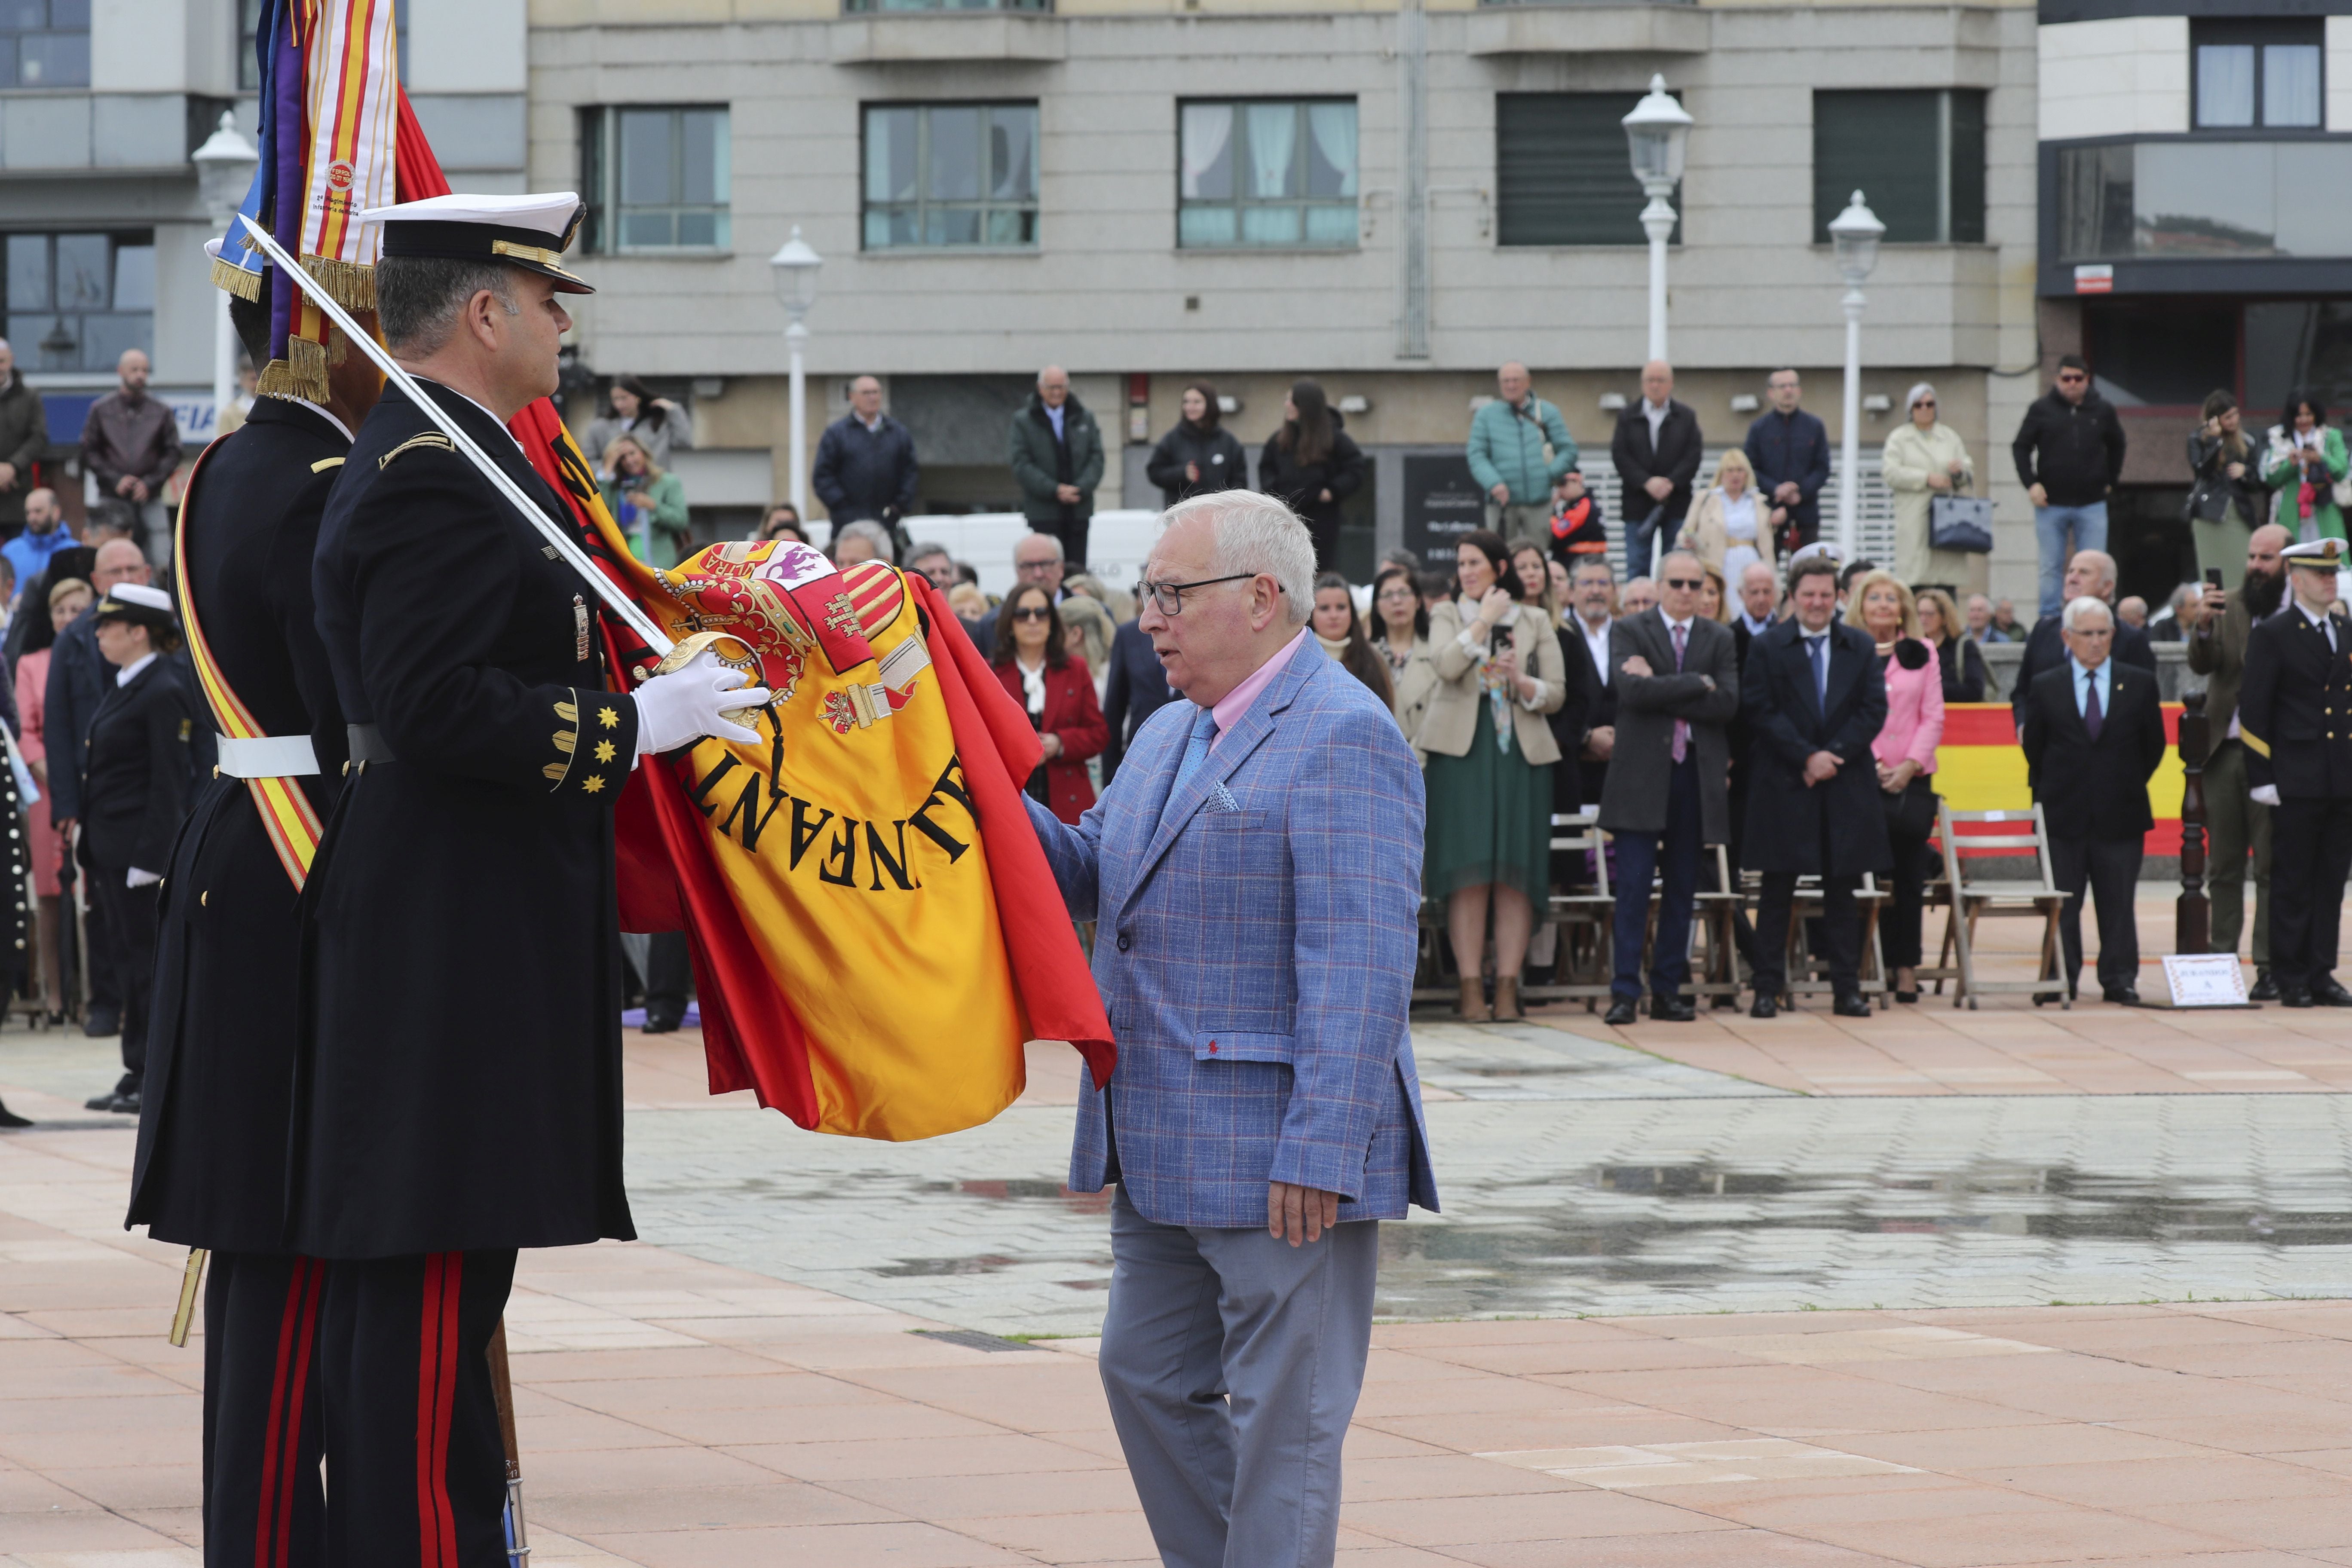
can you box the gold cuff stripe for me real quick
[546,687,583,793]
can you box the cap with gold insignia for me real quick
[1786,541,1844,571]
[94,581,178,634]
[354,192,595,295]
[2282,538,2347,571]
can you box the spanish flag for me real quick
[1936,703,2190,854]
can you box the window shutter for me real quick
[1813,92,1941,244]
[1496,93,1673,248]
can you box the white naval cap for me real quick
[94,581,177,630]
[1786,541,1844,571]
[354,192,593,294]
[2282,538,2348,570]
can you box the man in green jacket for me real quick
[1011,365,1104,568]
[1467,361,1577,538]
[2187,521,2291,999]
[0,341,49,539]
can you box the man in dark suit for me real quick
[1743,369,1831,553]
[1566,559,1619,807]
[2012,548,2154,725]
[2019,595,2166,1003]
[2238,538,2352,1008]
[1597,549,1740,1024]
[1740,552,1889,1018]
[1099,614,1172,785]
[1725,558,1781,971]
[1611,360,1703,582]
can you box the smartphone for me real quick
[2206,568,2225,588]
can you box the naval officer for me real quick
[297,192,766,1563]
[2239,536,2352,1008]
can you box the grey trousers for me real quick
[1099,1188,1378,1568]
[2204,739,2272,966]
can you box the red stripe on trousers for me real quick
[413,1253,465,1568]
[268,1260,325,1568]
[253,1260,309,1568]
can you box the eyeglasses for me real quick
[1009,606,1054,622]
[1663,576,1705,591]
[1140,573,1274,616]
[2057,373,2088,384]
[1014,560,1060,577]
[1376,588,1417,603]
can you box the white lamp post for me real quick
[1621,75,1692,364]
[1827,189,1885,559]
[191,110,259,436]
[768,227,824,517]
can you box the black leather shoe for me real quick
[641,1008,684,1035]
[106,1090,140,1115]
[1749,994,1779,1020]
[82,1009,118,1038]
[1651,994,1697,1022]
[2313,977,2352,1007]
[1832,991,1871,1018]
[0,1099,28,1129]
[2102,985,2141,1005]
[2249,969,2279,1002]
[1603,997,1639,1027]
[2281,984,2316,1008]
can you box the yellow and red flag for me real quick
[1934,703,2190,855]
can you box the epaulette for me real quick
[377,432,456,470]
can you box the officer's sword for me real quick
[235,215,676,659]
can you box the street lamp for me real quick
[1621,74,1691,365]
[768,226,824,517]
[1827,189,1885,559]
[191,110,259,436]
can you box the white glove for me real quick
[126,867,160,888]
[2251,784,2280,807]
[633,651,771,756]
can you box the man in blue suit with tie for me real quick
[1025,490,1437,1568]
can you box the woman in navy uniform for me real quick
[2239,537,2352,1008]
[125,284,373,1568]
[75,582,194,1114]
[296,191,765,1564]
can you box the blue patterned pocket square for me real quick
[1205,781,1241,814]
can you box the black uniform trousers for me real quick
[2050,836,2142,995]
[2269,796,2352,991]
[645,930,693,1019]
[1752,874,1861,998]
[319,1249,517,1568]
[203,1252,327,1568]
[87,875,157,1090]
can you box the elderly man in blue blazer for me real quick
[1026,489,1436,1568]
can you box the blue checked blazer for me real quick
[1025,639,1439,1228]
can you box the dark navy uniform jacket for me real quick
[2242,601,2352,802]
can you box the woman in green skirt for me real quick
[1415,529,1567,1021]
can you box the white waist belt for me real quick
[216,734,321,778]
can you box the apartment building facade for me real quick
[2,0,2048,598]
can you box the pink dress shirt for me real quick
[1872,644,1945,775]
[1209,624,1312,748]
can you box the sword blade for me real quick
[235,216,674,656]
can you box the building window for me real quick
[580,107,731,254]
[2194,19,2323,130]
[1813,90,1985,244]
[863,103,1039,250]
[1179,100,1358,249]
[2,0,90,88]
[3,232,154,373]
[242,0,405,91]
[2056,139,2352,261]
[1496,92,1679,248]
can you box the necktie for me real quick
[1167,704,1218,825]
[1670,622,1690,763]
[2083,672,2103,741]
[1807,635,1828,709]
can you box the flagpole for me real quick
[236,215,675,657]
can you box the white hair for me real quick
[1906,381,1937,412]
[1160,490,1315,626]
[832,519,897,564]
[2061,595,2113,632]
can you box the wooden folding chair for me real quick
[1773,871,1890,1008]
[1524,810,1617,1009]
[1927,800,2070,1010]
[1684,843,1746,1006]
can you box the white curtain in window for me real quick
[2197,44,2256,127]
[2266,44,2322,128]
[1306,102,1357,196]
[1181,104,1233,199]
[1247,103,1295,199]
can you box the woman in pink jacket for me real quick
[1847,570,1944,1003]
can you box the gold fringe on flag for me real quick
[301,254,375,311]
[254,334,329,402]
[209,256,263,301]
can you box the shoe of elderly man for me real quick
[1831,991,1871,1018]
[1650,993,1697,1023]
[2249,968,2278,1001]
[2312,977,2352,1007]
[1604,997,1639,1027]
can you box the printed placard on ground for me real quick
[2161,953,2249,1008]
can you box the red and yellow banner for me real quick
[1936,703,2190,855]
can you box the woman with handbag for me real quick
[1883,383,1981,595]
[2187,390,2263,586]
[1848,570,1944,1004]
[2261,389,2348,545]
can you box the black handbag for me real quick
[1883,774,1939,840]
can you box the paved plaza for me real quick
[6,894,2352,1565]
